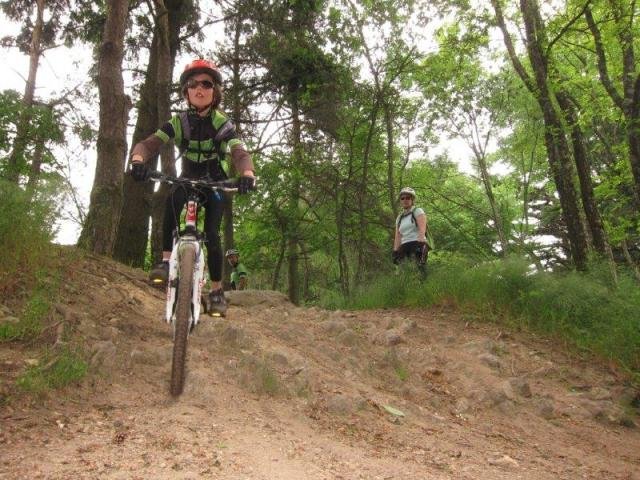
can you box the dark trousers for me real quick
[162,185,225,282]
[396,241,428,271]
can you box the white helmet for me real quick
[399,187,416,200]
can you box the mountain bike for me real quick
[148,170,239,396]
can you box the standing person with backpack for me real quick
[130,59,255,315]
[392,187,430,274]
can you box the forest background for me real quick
[1,0,640,378]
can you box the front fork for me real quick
[165,237,206,329]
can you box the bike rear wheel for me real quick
[170,243,196,396]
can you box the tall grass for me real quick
[0,264,63,342]
[319,254,640,376]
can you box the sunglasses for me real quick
[399,196,413,200]
[186,79,215,90]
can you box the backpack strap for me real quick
[176,112,236,175]
[214,120,235,168]
[396,207,417,228]
[214,120,235,143]
[178,111,190,154]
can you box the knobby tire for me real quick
[170,243,196,396]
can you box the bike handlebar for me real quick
[147,170,240,192]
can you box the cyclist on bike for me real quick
[225,249,248,290]
[130,59,255,314]
[392,187,430,274]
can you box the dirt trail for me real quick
[1,253,639,479]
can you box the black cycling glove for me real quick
[131,162,149,182]
[238,175,256,194]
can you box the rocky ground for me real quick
[1,251,639,479]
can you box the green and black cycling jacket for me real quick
[131,109,253,180]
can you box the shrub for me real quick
[0,180,58,293]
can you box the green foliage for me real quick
[0,90,22,151]
[0,179,58,293]
[16,347,87,394]
[0,264,63,342]
[0,89,67,181]
[405,159,498,257]
[0,291,47,341]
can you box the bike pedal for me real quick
[150,280,166,290]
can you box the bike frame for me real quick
[165,207,206,328]
[150,172,238,329]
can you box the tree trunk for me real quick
[383,102,396,215]
[335,168,350,296]
[515,130,544,270]
[585,4,640,207]
[113,0,183,266]
[492,0,588,269]
[287,91,302,305]
[150,0,177,263]
[26,138,45,190]
[222,14,245,287]
[356,101,379,282]
[302,246,310,300]
[77,0,130,255]
[113,37,160,266]
[555,92,609,255]
[521,0,588,269]
[473,145,509,254]
[335,130,357,297]
[5,0,44,183]
[272,232,286,290]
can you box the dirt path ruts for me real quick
[1,255,639,479]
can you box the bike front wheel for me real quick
[170,243,196,396]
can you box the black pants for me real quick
[395,241,428,270]
[162,185,225,282]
